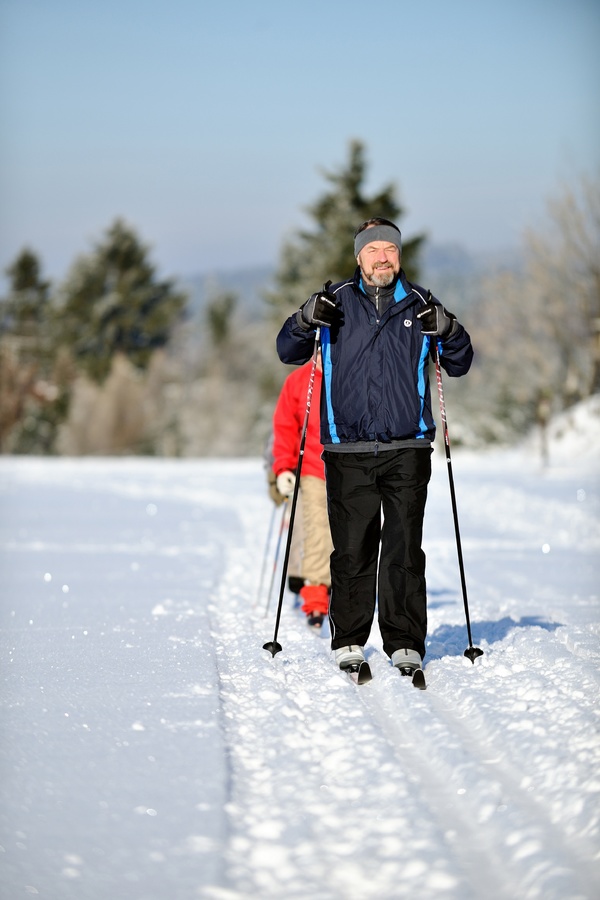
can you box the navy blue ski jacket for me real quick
[276,268,474,447]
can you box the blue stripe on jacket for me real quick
[320,327,339,442]
[417,335,431,438]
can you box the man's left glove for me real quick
[416,301,457,338]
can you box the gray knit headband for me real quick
[354,225,402,258]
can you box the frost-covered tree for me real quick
[524,174,600,402]
[266,140,425,318]
[464,173,600,444]
[58,219,187,382]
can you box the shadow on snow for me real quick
[426,615,563,662]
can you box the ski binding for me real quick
[345,660,372,685]
[397,665,427,690]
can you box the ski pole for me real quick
[432,326,483,664]
[263,499,289,618]
[254,500,278,609]
[263,328,321,658]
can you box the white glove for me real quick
[276,471,296,497]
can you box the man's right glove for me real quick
[276,471,296,497]
[300,281,338,328]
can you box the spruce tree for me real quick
[1,249,52,360]
[0,249,72,453]
[267,140,424,318]
[58,219,187,382]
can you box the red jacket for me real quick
[272,362,325,480]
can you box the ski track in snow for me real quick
[0,449,598,900]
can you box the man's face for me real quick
[357,240,401,287]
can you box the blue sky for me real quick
[0,0,598,283]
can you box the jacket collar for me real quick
[354,267,413,310]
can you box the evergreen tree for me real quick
[206,290,237,348]
[58,219,187,382]
[266,140,425,317]
[1,249,52,358]
[0,249,72,454]
[202,290,238,382]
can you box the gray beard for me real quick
[369,268,396,287]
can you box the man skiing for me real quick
[276,217,473,680]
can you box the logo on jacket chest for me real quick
[404,319,412,328]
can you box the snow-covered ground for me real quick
[0,408,599,899]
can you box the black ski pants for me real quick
[323,447,432,659]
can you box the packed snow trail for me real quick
[0,438,598,899]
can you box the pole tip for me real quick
[464,646,484,664]
[263,641,283,658]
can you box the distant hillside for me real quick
[420,242,523,316]
[179,265,274,323]
[178,244,522,323]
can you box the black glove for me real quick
[416,301,457,338]
[300,281,338,328]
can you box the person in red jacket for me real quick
[272,354,333,628]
